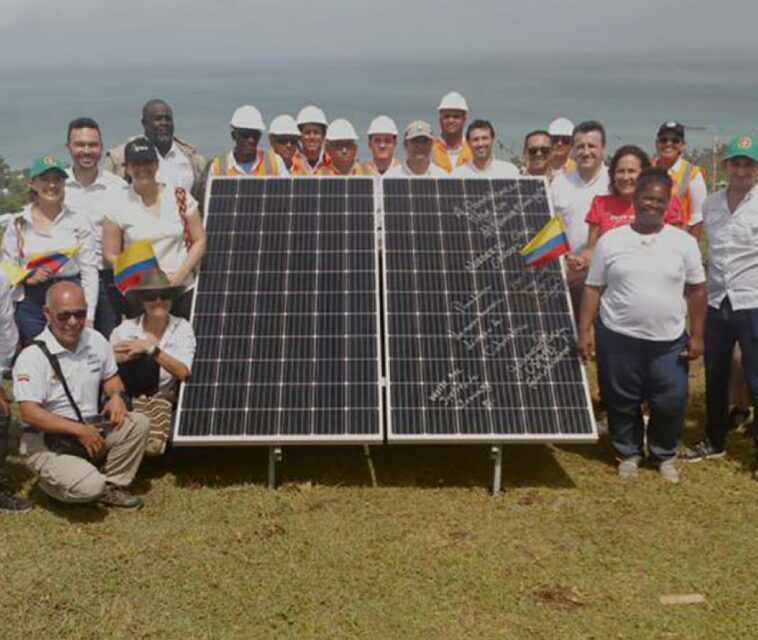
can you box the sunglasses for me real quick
[275,137,300,146]
[235,130,261,140]
[527,146,552,157]
[142,292,172,302]
[55,309,87,322]
[658,136,683,146]
[551,136,572,146]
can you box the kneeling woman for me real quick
[578,168,706,483]
[110,270,196,455]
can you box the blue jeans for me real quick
[596,320,689,461]
[15,276,79,345]
[95,270,126,339]
[705,299,758,454]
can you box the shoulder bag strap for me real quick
[32,341,85,424]
[174,187,192,251]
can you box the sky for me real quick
[1,0,756,69]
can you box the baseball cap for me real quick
[124,137,159,164]
[29,155,68,179]
[404,120,434,141]
[657,121,686,140]
[723,133,758,163]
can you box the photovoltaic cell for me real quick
[175,177,382,444]
[383,178,596,442]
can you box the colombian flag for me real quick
[113,240,159,293]
[26,246,79,274]
[520,215,571,267]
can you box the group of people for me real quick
[1,90,756,514]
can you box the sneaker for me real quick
[681,439,726,462]
[96,484,143,510]
[658,459,680,484]
[0,484,33,514]
[617,456,641,478]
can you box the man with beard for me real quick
[521,130,554,179]
[452,120,519,178]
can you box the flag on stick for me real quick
[26,245,79,274]
[520,215,571,267]
[113,240,159,293]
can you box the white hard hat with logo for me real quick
[438,91,469,112]
[325,118,359,142]
[269,114,301,137]
[296,105,328,127]
[367,115,399,137]
[230,105,266,131]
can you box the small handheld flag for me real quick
[0,261,30,286]
[26,246,79,274]
[113,240,159,293]
[520,215,571,267]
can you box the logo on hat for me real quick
[738,136,753,150]
[43,155,55,165]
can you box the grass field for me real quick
[1,362,756,639]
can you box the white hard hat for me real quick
[438,91,469,112]
[269,114,301,137]
[230,105,266,131]
[367,115,398,137]
[296,105,328,127]
[325,118,358,142]
[548,117,575,137]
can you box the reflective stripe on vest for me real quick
[211,150,279,176]
[315,161,366,176]
[431,139,473,173]
[668,159,703,227]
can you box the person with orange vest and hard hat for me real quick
[268,115,303,176]
[548,117,577,178]
[316,119,366,176]
[386,121,449,178]
[652,121,707,238]
[432,91,473,173]
[365,116,401,176]
[295,105,329,175]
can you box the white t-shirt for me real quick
[110,314,196,390]
[66,168,127,268]
[551,166,610,253]
[107,184,199,289]
[13,327,118,421]
[586,225,705,341]
[384,162,449,178]
[452,159,520,179]
[157,142,195,193]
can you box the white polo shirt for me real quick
[703,184,758,310]
[384,162,449,178]
[452,159,520,179]
[551,166,610,253]
[65,168,127,269]
[13,327,118,421]
[110,314,196,389]
[0,272,18,376]
[107,185,199,289]
[1,204,99,321]
[157,142,195,192]
[586,224,705,341]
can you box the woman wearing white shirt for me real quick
[578,168,707,483]
[110,269,196,455]
[1,156,98,343]
[102,138,206,320]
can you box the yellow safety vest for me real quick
[210,150,280,176]
[364,158,401,176]
[315,161,367,176]
[431,139,472,173]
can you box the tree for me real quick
[0,154,28,213]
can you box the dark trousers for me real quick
[596,320,689,461]
[15,277,79,345]
[705,299,758,455]
[94,269,127,339]
[0,410,9,485]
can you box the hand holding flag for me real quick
[520,215,571,267]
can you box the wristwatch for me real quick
[151,346,162,360]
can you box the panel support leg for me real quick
[363,445,378,487]
[491,446,503,497]
[267,447,282,490]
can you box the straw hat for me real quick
[125,269,185,305]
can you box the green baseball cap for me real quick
[29,155,68,179]
[723,134,758,163]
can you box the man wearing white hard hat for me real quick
[432,91,473,173]
[386,121,448,178]
[548,116,577,177]
[295,105,329,175]
[452,119,519,179]
[268,114,303,175]
[365,115,401,176]
[316,119,366,176]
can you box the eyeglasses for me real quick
[142,292,172,302]
[234,129,261,140]
[551,136,572,146]
[658,136,683,146]
[55,309,87,322]
[527,146,552,157]
[275,137,300,146]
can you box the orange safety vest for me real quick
[431,138,473,173]
[210,150,280,176]
[665,158,705,227]
[315,161,367,176]
[364,158,401,176]
[289,152,312,176]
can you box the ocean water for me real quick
[1,51,757,169]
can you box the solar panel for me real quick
[175,177,383,444]
[382,178,596,442]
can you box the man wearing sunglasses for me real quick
[452,120,519,178]
[522,130,553,179]
[12,282,150,509]
[268,114,304,176]
[653,121,707,237]
[548,117,576,178]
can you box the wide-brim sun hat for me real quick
[125,268,185,305]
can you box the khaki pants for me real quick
[20,413,150,504]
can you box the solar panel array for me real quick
[175,176,595,445]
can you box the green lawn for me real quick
[1,363,756,639]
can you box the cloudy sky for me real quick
[1,0,755,69]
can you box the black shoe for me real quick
[0,484,33,514]
[96,484,143,510]
[681,439,726,462]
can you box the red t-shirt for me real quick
[585,193,684,236]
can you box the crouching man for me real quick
[12,282,149,509]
